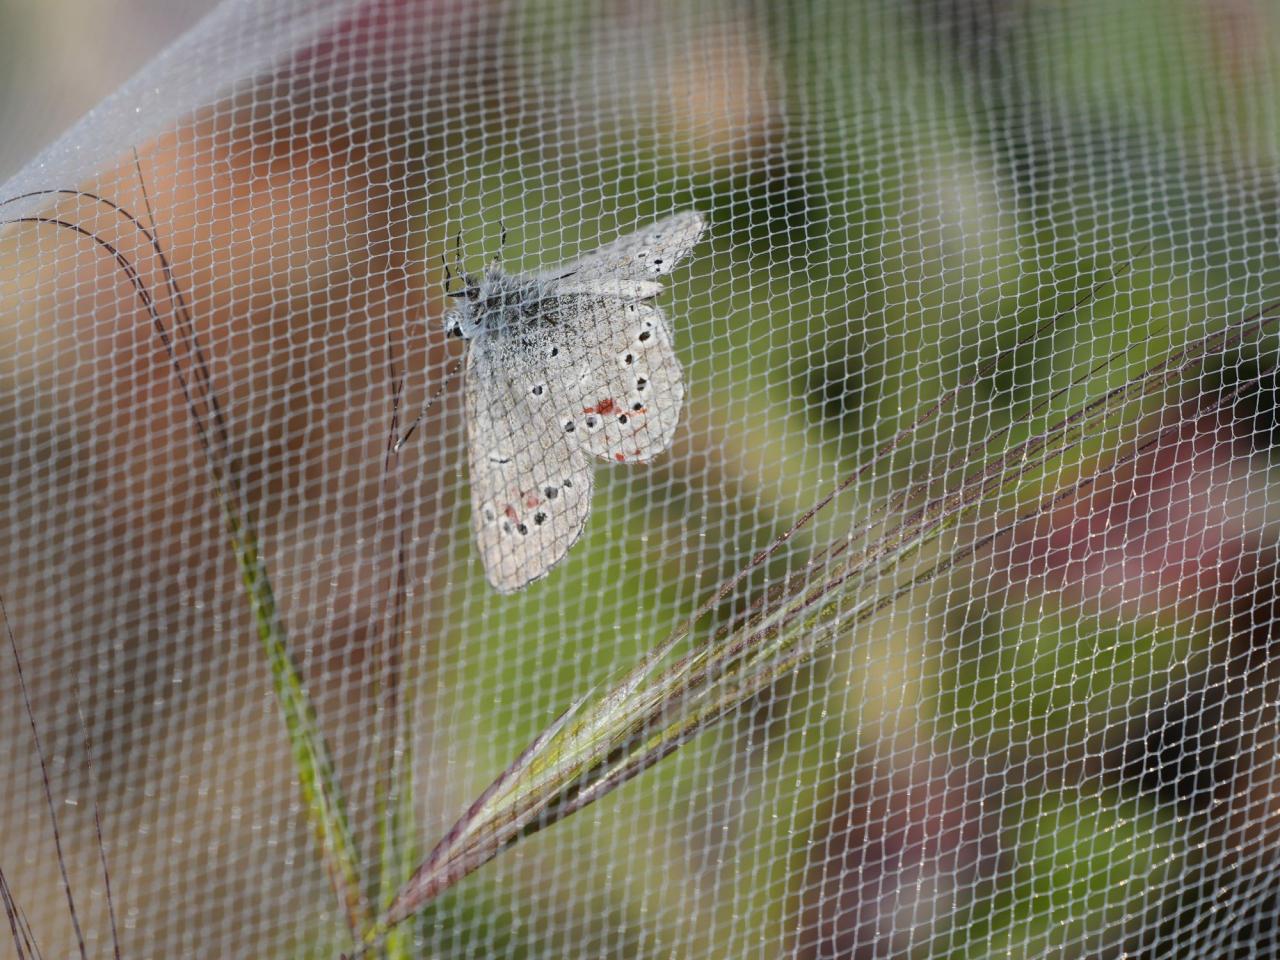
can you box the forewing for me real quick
[465,339,594,593]
[545,298,685,464]
[536,210,706,288]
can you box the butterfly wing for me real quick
[544,297,686,464]
[537,210,706,296]
[465,337,595,593]
[461,212,704,591]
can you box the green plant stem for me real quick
[2,182,376,952]
[371,303,1280,938]
[224,500,371,936]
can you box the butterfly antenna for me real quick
[395,353,465,452]
[441,252,452,294]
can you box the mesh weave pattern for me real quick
[5,0,1280,957]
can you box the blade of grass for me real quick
[226,506,369,931]
[2,592,77,960]
[367,300,1280,944]
[0,861,40,960]
[372,358,418,960]
[127,152,372,935]
[1,175,371,936]
[72,693,121,960]
[0,593,124,960]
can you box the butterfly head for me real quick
[442,288,479,339]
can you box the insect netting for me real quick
[4,0,1280,957]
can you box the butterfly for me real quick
[440,210,707,592]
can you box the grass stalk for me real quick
[1,172,372,938]
[368,297,1280,941]
[370,363,419,960]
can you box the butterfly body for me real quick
[444,210,707,593]
[445,268,558,340]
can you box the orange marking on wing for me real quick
[584,397,617,415]
[615,452,626,462]
[504,504,519,521]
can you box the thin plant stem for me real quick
[372,357,418,960]
[73,695,121,960]
[1,177,371,935]
[367,298,1280,942]
[1,595,86,959]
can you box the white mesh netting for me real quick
[6,0,1280,957]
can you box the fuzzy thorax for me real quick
[444,267,554,340]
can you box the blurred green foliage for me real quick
[374,0,1280,954]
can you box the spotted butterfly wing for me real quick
[537,210,706,298]
[458,209,705,591]
[545,297,685,463]
[464,336,595,593]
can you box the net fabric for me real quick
[3,0,1280,957]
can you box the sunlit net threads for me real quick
[443,210,707,592]
[9,0,1280,956]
